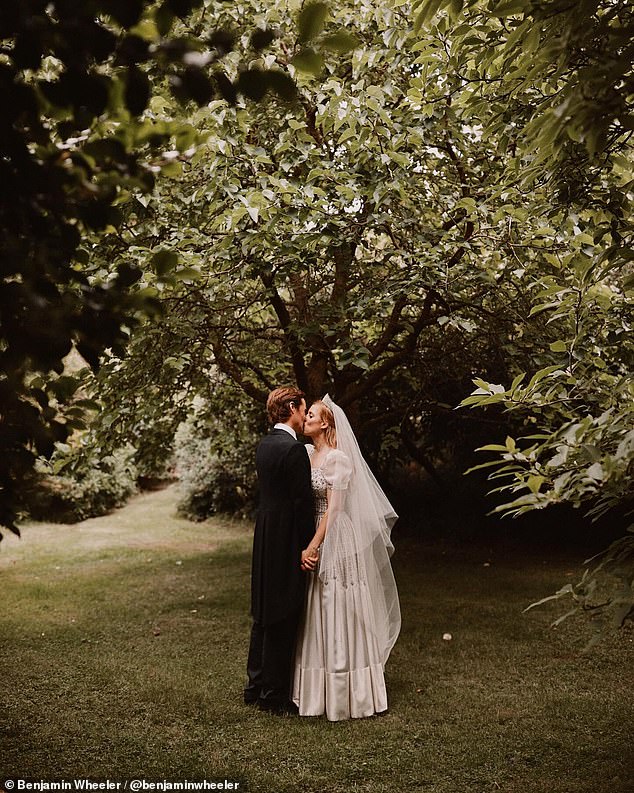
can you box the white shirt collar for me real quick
[273,423,297,440]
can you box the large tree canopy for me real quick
[92,0,560,443]
[4,0,632,637]
[0,0,346,534]
[85,0,633,635]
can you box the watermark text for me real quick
[3,781,242,792]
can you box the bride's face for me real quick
[303,403,327,439]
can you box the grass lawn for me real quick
[1,485,632,793]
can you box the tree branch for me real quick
[260,270,308,392]
[340,291,441,406]
[444,137,476,267]
[367,295,408,359]
[210,339,268,403]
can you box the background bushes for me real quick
[25,446,139,523]
[173,400,259,521]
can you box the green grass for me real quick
[1,486,632,793]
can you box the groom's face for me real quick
[289,398,307,434]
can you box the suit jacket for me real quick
[250,429,314,626]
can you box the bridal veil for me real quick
[319,394,401,664]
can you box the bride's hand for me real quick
[301,548,319,571]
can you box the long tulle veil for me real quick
[319,394,401,663]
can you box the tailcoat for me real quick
[250,428,314,626]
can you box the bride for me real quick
[292,395,401,721]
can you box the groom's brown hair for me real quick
[267,385,306,425]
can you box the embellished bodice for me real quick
[306,444,330,523]
[305,443,353,526]
[311,465,329,523]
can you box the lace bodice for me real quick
[305,444,353,523]
[306,444,329,521]
[311,465,329,522]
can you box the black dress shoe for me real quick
[258,699,299,716]
[244,687,261,705]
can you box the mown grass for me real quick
[1,486,632,793]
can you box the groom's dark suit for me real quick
[245,427,314,711]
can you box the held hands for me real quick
[301,547,319,572]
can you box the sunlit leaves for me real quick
[411,0,634,168]
[0,0,329,533]
[413,0,446,31]
[89,0,554,473]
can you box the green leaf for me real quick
[527,475,545,494]
[549,340,567,352]
[525,366,563,392]
[236,69,269,102]
[449,0,464,18]
[338,128,357,144]
[292,48,324,76]
[414,0,445,31]
[250,28,276,51]
[174,267,202,281]
[320,32,359,53]
[265,70,297,101]
[528,301,559,317]
[151,250,179,276]
[490,0,528,17]
[298,2,329,44]
[154,5,174,36]
[509,372,526,393]
[586,463,604,481]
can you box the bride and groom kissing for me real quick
[245,385,400,721]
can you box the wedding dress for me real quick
[292,396,400,721]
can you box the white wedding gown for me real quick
[292,445,389,721]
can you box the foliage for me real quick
[413,0,634,634]
[14,0,629,648]
[87,0,633,516]
[462,283,634,639]
[26,444,138,523]
[85,0,554,488]
[0,0,350,537]
[413,0,633,167]
[525,528,634,651]
[173,396,259,520]
[462,244,633,521]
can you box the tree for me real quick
[90,0,559,460]
[0,0,338,536]
[410,0,633,638]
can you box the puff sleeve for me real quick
[322,449,353,491]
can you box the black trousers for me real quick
[245,609,302,707]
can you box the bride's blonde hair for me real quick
[314,400,337,448]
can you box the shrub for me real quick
[173,410,257,521]
[26,446,138,523]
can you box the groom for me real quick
[245,385,315,714]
